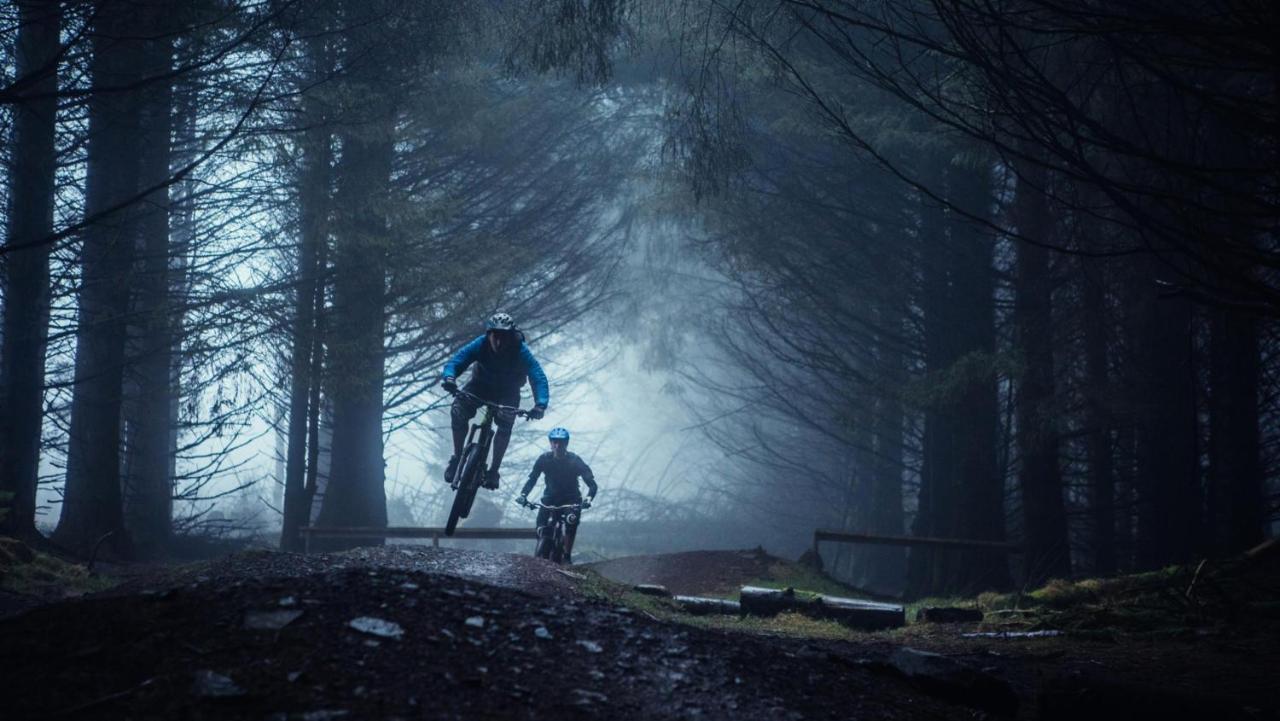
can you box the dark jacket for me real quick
[522,451,597,504]
[442,334,549,406]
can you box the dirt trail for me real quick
[0,548,965,721]
[2,546,1277,720]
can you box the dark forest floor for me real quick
[1,541,1278,720]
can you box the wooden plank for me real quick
[300,526,537,540]
[814,529,1020,552]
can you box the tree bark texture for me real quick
[122,24,176,556]
[0,0,61,536]
[281,32,335,552]
[54,1,148,555]
[313,0,394,546]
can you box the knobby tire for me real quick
[446,444,484,536]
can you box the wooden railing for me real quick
[300,526,537,554]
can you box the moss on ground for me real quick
[0,536,116,598]
[571,565,868,642]
[577,552,1279,644]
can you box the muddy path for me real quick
[0,548,966,721]
[1,547,1277,720]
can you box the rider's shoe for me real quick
[443,455,458,483]
[483,468,500,490]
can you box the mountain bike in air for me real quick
[445,389,528,536]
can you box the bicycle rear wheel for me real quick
[446,444,484,536]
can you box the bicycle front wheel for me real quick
[549,524,565,564]
[446,444,484,536]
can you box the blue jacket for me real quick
[443,335,549,406]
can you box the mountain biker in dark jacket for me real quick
[519,427,597,563]
[441,313,549,489]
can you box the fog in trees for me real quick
[1,0,1276,600]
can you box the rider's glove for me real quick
[580,498,593,510]
[527,404,546,420]
[441,376,458,394]
[517,494,529,508]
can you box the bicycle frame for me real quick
[451,390,526,491]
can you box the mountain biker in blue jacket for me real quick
[441,313,549,489]
[519,427,597,563]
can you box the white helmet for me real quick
[486,312,516,331]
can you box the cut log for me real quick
[916,607,984,624]
[633,584,672,598]
[739,586,795,616]
[674,595,741,616]
[810,595,905,630]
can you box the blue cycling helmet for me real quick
[547,427,570,441]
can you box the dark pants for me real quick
[451,392,516,473]
[536,506,580,559]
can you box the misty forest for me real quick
[1,1,1278,719]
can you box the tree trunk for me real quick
[1133,258,1199,569]
[1011,161,1070,584]
[908,157,954,598]
[865,296,906,594]
[1081,258,1116,574]
[313,2,394,546]
[281,33,335,552]
[0,0,61,537]
[909,155,1010,597]
[54,1,147,556]
[1208,305,1262,554]
[947,159,1011,594]
[122,24,175,556]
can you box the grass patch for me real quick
[0,536,117,598]
[904,562,1276,637]
[679,610,862,642]
[578,552,1277,644]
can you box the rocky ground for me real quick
[1,544,1278,720]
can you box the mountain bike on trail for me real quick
[519,499,590,564]
[517,427,597,563]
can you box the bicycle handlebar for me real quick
[450,388,529,417]
[521,500,588,511]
